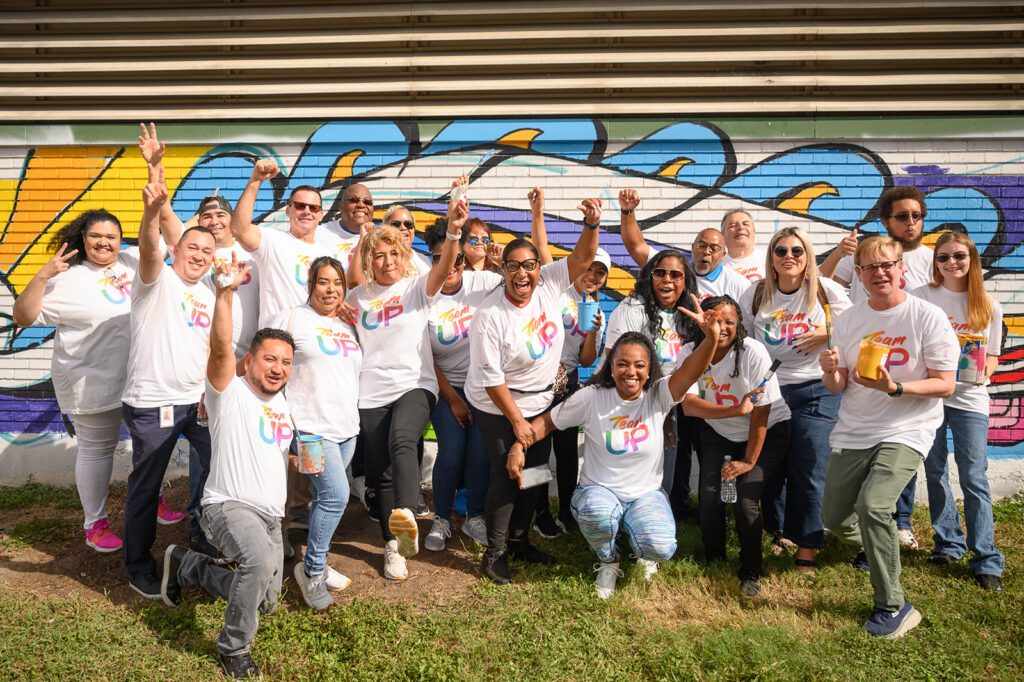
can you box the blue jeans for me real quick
[571,485,677,563]
[780,380,841,549]
[431,387,489,520]
[924,406,1004,576]
[895,477,916,531]
[301,435,356,577]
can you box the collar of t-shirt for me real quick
[700,261,724,282]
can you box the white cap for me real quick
[593,247,612,272]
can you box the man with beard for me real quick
[690,228,752,302]
[159,256,296,680]
[721,209,766,282]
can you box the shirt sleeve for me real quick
[541,257,572,293]
[469,310,506,388]
[654,377,676,410]
[34,277,63,327]
[833,255,854,284]
[987,298,1003,355]
[550,386,592,431]
[606,298,640,352]
[921,302,960,372]
[823,278,853,317]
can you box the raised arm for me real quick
[232,160,279,253]
[528,187,554,265]
[565,198,601,282]
[617,190,651,268]
[669,297,721,401]
[138,167,169,285]
[426,177,470,296]
[819,228,858,280]
[137,122,181,248]
[12,244,78,326]
[345,222,371,290]
[208,255,251,392]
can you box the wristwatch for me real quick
[888,382,903,398]
[620,209,635,215]
[445,230,462,241]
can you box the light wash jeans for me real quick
[570,485,677,564]
[302,435,356,577]
[431,387,489,520]
[924,406,1004,576]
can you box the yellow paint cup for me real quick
[856,340,891,380]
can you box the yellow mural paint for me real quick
[777,183,840,214]
[496,128,542,149]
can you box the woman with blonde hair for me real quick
[738,226,851,572]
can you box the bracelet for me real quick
[508,450,524,458]
[888,382,903,398]
[620,209,635,215]
[445,230,462,241]
[583,221,600,230]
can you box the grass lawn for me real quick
[1,482,1022,681]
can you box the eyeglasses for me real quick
[467,235,493,246]
[389,220,415,231]
[888,211,923,224]
[855,259,901,274]
[692,241,723,254]
[503,258,540,273]
[652,268,686,281]
[936,251,969,263]
[432,253,465,267]
[773,246,805,258]
[346,196,374,207]
[290,201,322,213]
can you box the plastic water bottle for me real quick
[720,456,737,503]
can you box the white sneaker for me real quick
[898,529,919,551]
[388,507,419,558]
[461,515,488,546]
[293,563,333,611]
[637,558,659,582]
[594,561,622,600]
[325,566,351,591]
[383,539,408,581]
[424,516,451,552]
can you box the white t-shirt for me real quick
[551,378,676,503]
[201,376,292,519]
[725,248,766,283]
[683,338,791,442]
[697,263,752,303]
[209,244,260,360]
[830,295,960,456]
[834,245,933,304]
[252,228,332,328]
[316,220,361,270]
[739,278,852,386]
[347,273,439,408]
[606,297,686,375]
[428,270,503,388]
[466,258,572,418]
[35,249,141,414]
[122,264,214,408]
[558,284,605,372]
[910,284,1002,417]
[270,305,362,441]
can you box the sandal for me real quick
[794,558,817,575]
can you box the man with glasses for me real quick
[721,209,766,282]
[818,235,958,639]
[318,182,375,270]
[690,228,751,302]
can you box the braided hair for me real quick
[697,295,746,378]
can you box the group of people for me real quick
[15,124,1006,677]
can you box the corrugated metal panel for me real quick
[0,0,1021,120]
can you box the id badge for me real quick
[159,405,174,428]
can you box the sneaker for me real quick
[424,516,452,552]
[364,487,380,523]
[383,539,408,581]
[851,551,870,572]
[863,601,922,639]
[739,579,761,598]
[532,508,561,539]
[453,488,468,517]
[416,486,431,518]
[293,563,333,611]
[350,475,367,504]
[156,496,186,525]
[555,510,579,534]
[325,566,351,592]
[897,528,919,551]
[509,539,556,566]
[84,518,123,553]
[636,558,659,582]
[461,515,488,546]
[218,651,262,680]
[388,507,419,558]
[481,550,512,585]
[927,552,958,566]
[594,561,622,599]
[161,544,186,607]
[128,572,162,600]
[974,573,1003,591]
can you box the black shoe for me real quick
[927,552,958,566]
[416,487,431,518]
[974,573,1004,591]
[161,544,186,607]
[218,651,262,680]
[739,579,761,598]
[364,488,380,523]
[555,510,579,534]
[128,572,162,600]
[509,540,557,566]
[189,531,224,559]
[532,509,561,539]
[851,551,870,572]
[481,551,512,585]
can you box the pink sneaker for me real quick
[85,518,123,553]
[156,496,187,526]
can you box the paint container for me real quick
[297,435,325,475]
[856,340,891,381]
[957,333,987,385]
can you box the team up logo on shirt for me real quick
[522,311,559,360]
[861,331,910,369]
[181,291,211,328]
[334,242,356,268]
[699,375,738,406]
[735,266,763,283]
[561,299,585,339]
[99,270,131,304]
[947,316,976,335]
[294,254,312,286]
[435,305,473,345]
[656,324,682,365]
[361,295,404,330]
[315,325,359,357]
[763,308,810,346]
[258,404,293,447]
[604,415,650,455]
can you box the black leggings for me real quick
[358,388,435,541]
[474,408,553,554]
[698,420,789,579]
[536,373,580,518]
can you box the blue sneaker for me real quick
[851,551,870,572]
[453,488,468,517]
[864,601,922,639]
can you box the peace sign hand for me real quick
[41,242,79,279]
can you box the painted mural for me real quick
[0,118,1022,460]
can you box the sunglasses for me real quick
[856,259,901,274]
[346,196,374,206]
[390,219,415,231]
[692,241,723,254]
[889,211,923,224]
[652,268,686,281]
[936,251,969,263]
[432,253,466,267]
[773,246,805,258]
[503,258,540,273]
[290,201,322,213]
[467,235,493,246]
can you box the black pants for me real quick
[358,388,435,541]
[122,402,211,580]
[536,371,579,518]
[698,420,789,580]
[474,408,553,554]
[670,409,703,517]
